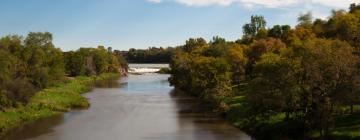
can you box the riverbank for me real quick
[3,73,252,140]
[0,73,120,137]
[208,95,360,139]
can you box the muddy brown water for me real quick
[3,73,252,140]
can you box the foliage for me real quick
[120,47,175,63]
[0,33,65,107]
[242,15,267,43]
[0,32,127,111]
[169,4,360,139]
[0,73,120,136]
[297,12,313,28]
[64,46,128,77]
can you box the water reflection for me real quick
[170,90,251,140]
[95,78,122,88]
[3,73,252,140]
[3,115,64,140]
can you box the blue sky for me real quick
[0,0,357,51]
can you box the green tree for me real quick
[182,38,207,53]
[268,25,291,41]
[243,15,267,37]
[297,12,313,28]
[248,51,300,118]
[93,46,110,74]
[210,36,226,45]
[23,32,65,88]
[349,3,360,13]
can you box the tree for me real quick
[242,15,267,43]
[25,32,53,48]
[203,37,228,58]
[23,32,65,88]
[169,50,193,90]
[287,27,316,45]
[121,47,174,63]
[312,19,327,37]
[0,50,15,86]
[113,50,128,69]
[243,15,267,37]
[291,39,356,137]
[64,46,127,77]
[64,51,86,76]
[0,34,38,106]
[245,38,357,138]
[182,38,207,53]
[325,10,360,49]
[168,4,360,139]
[0,32,128,110]
[297,12,313,28]
[268,25,282,38]
[349,3,360,13]
[93,46,110,74]
[268,25,291,41]
[226,44,248,86]
[247,51,300,118]
[246,38,286,66]
[210,36,226,45]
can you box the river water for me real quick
[4,64,252,140]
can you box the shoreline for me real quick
[172,85,360,140]
[0,73,121,137]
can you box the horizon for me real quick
[0,0,357,51]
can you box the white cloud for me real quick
[239,0,299,8]
[147,0,358,9]
[147,0,162,3]
[175,0,236,6]
[311,0,359,8]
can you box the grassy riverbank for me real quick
[0,73,120,136]
[223,96,360,139]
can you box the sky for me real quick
[0,0,358,51]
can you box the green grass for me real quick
[322,113,360,140]
[308,116,360,140]
[328,106,360,139]
[225,96,360,139]
[0,73,120,136]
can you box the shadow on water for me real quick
[2,114,64,140]
[94,78,123,88]
[169,89,252,140]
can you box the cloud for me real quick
[239,0,299,8]
[175,0,236,6]
[147,0,358,9]
[147,0,162,3]
[311,0,359,8]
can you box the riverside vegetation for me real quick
[120,47,175,63]
[0,32,127,136]
[169,3,360,140]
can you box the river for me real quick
[4,64,252,140]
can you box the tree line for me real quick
[169,3,360,139]
[120,47,175,63]
[0,32,127,111]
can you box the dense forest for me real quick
[169,3,360,139]
[120,47,175,63]
[0,32,127,111]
